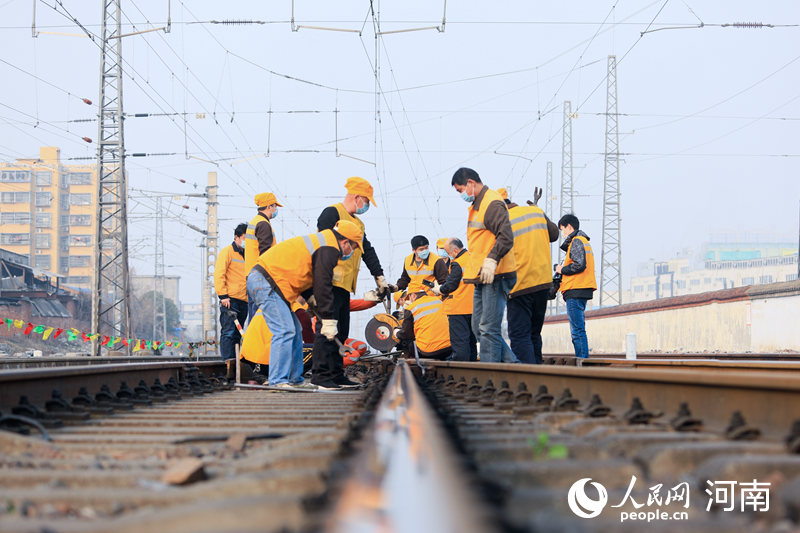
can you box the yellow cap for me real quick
[254,192,283,208]
[345,176,377,207]
[393,290,406,304]
[497,188,508,200]
[436,237,447,249]
[334,220,364,249]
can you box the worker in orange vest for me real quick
[556,214,597,359]
[214,223,248,361]
[451,167,518,363]
[395,289,451,360]
[244,192,282,321]
[433,237,477,361]
[246,220,364,389]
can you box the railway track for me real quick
[2,358,799,531]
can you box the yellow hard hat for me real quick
[334,220,364,249]
[497,188,508,200]
[436,237,447,249]
[345,176,377,207]
[393,290,406,304]
[254,192,283,207]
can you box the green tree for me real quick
[130,291,180,339]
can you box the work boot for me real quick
[333,375,360,388]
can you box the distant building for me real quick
[0,147,97,289]
[130,275,181,307]
[629,241,798,303]
[180,303,203,340]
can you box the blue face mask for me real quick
[271,208,278,219]
[437,249,449,258]
[355,201,370,215]
[341,245,354,260]
[461,191,474,203]
[417,249,430,260]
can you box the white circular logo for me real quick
[567,478,609,518]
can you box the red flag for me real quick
[101,335,110,346]
[23,323,34,335]
[54,328,64,339]
[82,332,90,342]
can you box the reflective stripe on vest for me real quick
[465,188,516,279]
[258,229,339,304]
[560,235,598,293]
[244,213,276,276]
[404,253,436,293]
[407,295,450,353]
[442,250,474,316]
[331,203,365,293]
[508,205,552,295]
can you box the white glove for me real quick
[363,290,380,302]
[479,258,498,284]
[431,281,441,296]
[320,319,338,341]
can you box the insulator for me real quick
[82,137,92,143]
[82,98,92,105]
[179,179,187,183]
[182,205,190,209]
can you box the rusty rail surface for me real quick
[0,355,222,370]
[0,361,392,532]
[414,360,800,532]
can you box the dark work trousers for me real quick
[419,346,452,360]
[507,290,549,364]
[447,314,478,362]
[219,298,248,360]
[311,286,350,382]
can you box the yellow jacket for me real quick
[214,243,247,301]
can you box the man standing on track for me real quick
[315,177,395,388]
[244,192,282,321]
[214,223,248,362]
[451,167,518,363]
[500,188,559,364]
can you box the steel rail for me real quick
[326,360,496,533]
[0,361,226,408]
[422,361,800,440]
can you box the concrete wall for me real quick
[543,281,800,354]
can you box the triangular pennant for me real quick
[23,323,34,335]
[42,327,54,340]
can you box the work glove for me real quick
[375,275,397,297]
[479,258,498,284]
[363,290,380,302]
[431,281,442,296]
[320,319,338,341]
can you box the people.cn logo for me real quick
[568,478,609,518]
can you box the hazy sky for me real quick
[1,1,798,332]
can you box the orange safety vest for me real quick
[403,253,436,294]
[245,213,277,276]
[213,244,248,301]
[257,229,340,304]
[465,188,516,280]
[508,205,552,296]
[560,235,597,293]
[442,250,474,316]
[406,295,450,353]
[331,203,365,293]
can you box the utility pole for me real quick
[557,101,574,314]
[91,0,131,355]
[202,172,218,357]
[545,161,555,316]
[152,197,167,343]
[600,55,622,308]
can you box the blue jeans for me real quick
[507,290,549,364]
[246,270,304,385]
[219,298,248,360]
[472,274,519,363]
[566,298,589,358]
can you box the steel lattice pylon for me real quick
[556,102,574,314]
[153,197,167,342]
[91,0,131,353]
[600,55,622,307]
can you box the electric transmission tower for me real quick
[600,55,622,307]
[202,172,219,356]
[152,197,167,342]
[91,0,131,353]
[556,101,574,314]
